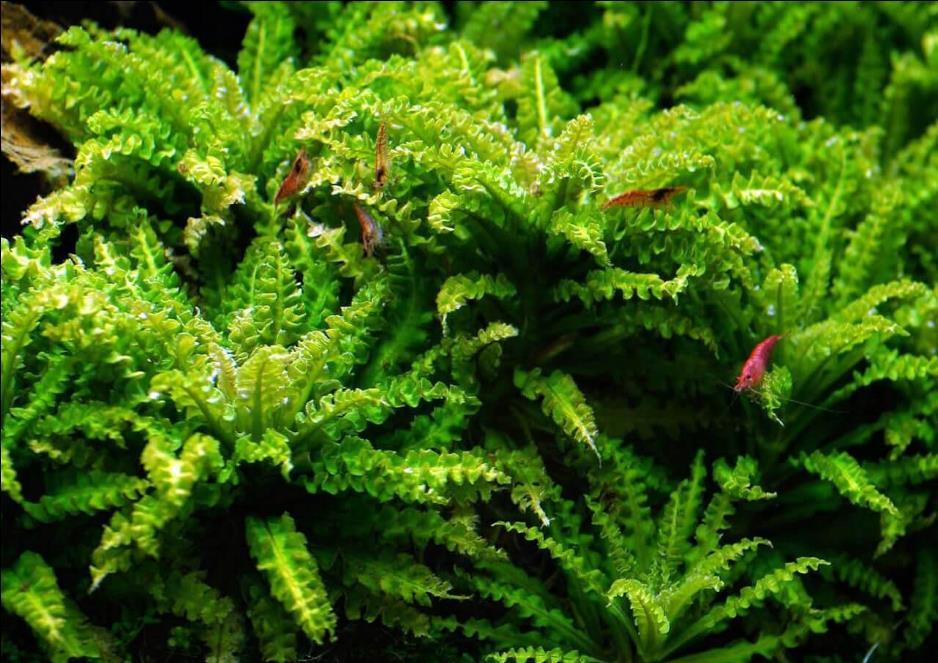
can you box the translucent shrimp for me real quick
[274,148,312,205]
[374,121,390,190]
[353,203,384,257]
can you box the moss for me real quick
[1,2,935,661]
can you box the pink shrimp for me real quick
[734,335,783,392]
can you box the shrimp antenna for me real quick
[711,374,844,415]
[715,380,740,417]
[775,394,845,414]
[727,388,740,410]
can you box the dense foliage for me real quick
[1,2,935,661]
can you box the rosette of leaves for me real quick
[634,89,938,661]
[443,449,865,662]
[1,199,530,659]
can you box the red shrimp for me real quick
[602,186,687,210]
[274,148,311,205]
[734,335,783,392]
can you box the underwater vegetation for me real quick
[1,2,935,661]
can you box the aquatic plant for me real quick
[1,2,934,661]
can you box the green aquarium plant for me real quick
[1,213,518,660]
[1,2,935,662]
[450,449,863,663]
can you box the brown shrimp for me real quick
[734,335,783,392]
[374,121,390,190]
[353,203,384,257]
[602,186,687,210]
[274,148,311,205]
